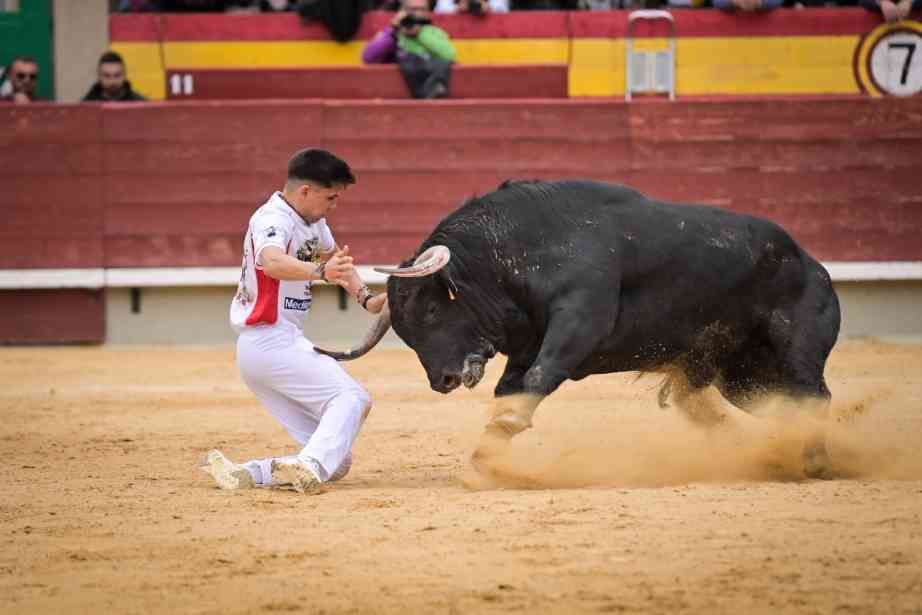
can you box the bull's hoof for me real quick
[803,442,834,480]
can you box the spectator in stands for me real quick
[713,0,782,10]
[82,51,147,102]
[362,0,457,99]
[862,0,920,21]
[0,56,41,104]
[434,0,509,12]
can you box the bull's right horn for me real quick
[374,245,450,278]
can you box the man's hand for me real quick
[365,293,388,314]
[322,245,355,285]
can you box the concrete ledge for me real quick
[0,269,106,289]
[0,266,389,289]
[823,262,922,282]
[2,262,921,289]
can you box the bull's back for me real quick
[510,181,817,372]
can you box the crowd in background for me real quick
[0,51,145,104]
[2,0,917,104]
[112,0,922,15]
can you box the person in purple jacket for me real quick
[362,0,457,99]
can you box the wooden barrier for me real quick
[2,96,921,342]
[164,65,570,100]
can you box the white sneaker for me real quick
[270,459,323,495]
[200,449,255,490]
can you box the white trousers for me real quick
[236,326,371,485]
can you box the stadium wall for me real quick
[2,97,921,344]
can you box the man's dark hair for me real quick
[9,55,38,71]
[287,148,356,187]
[98,51,125,66]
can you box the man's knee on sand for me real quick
[350,385,372,417]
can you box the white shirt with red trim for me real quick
[230,191,335,334]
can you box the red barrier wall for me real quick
[2,97,921,342]
[0,289,105,344]
[1,105,104,269]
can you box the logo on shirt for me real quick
[296,239,320,263]
[284,297,312,311]
[266,226,278,238]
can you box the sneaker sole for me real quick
[200,451,254,490]
[270,461,322,495]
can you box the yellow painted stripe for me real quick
[114,36,862,100]
[111,42,166,100]
[570,36,861,97]
[454,39,570,65]
[164,41,367,67]
[162,39,569,68]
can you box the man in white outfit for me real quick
[201,148,386,495]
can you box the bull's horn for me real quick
[374,245,450,278]
[313,303,391,361]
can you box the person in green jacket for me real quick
[362,0,457,99]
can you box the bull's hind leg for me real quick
[716,340,834,479]
[772,299,838,478]
[666,365,761,431]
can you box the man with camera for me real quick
[362,0,456,99]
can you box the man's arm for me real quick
[260,245,353,283]
[321,245,387,314]
[362,26,399,64]
[418,26,457,62]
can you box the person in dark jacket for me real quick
[82,51,147,102]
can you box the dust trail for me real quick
[462,385,922,490]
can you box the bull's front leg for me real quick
[473,291,618,466]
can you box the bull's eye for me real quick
[423,302,439,324]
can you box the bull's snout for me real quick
[432,372,463,394]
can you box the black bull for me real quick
[317,180,841,478]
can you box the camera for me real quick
[468,0,484,14]
[399,14,432,28]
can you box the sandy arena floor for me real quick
[1,339,921,614]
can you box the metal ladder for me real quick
[625,10,676,102]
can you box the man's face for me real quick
[403,0,431,19]
[98,61,126,97]
[293,182,347,223]
[10,60,38,97]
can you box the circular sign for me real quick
[854,21,922,97]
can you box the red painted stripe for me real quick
[113,10,570,42]
[109,13,163,42]
[162,65,568,100]
[110,9,893,43]
[570,8,887,38]
[161,12,329,41]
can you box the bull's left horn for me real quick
[314,303,391,361]
[374,245,450,278]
